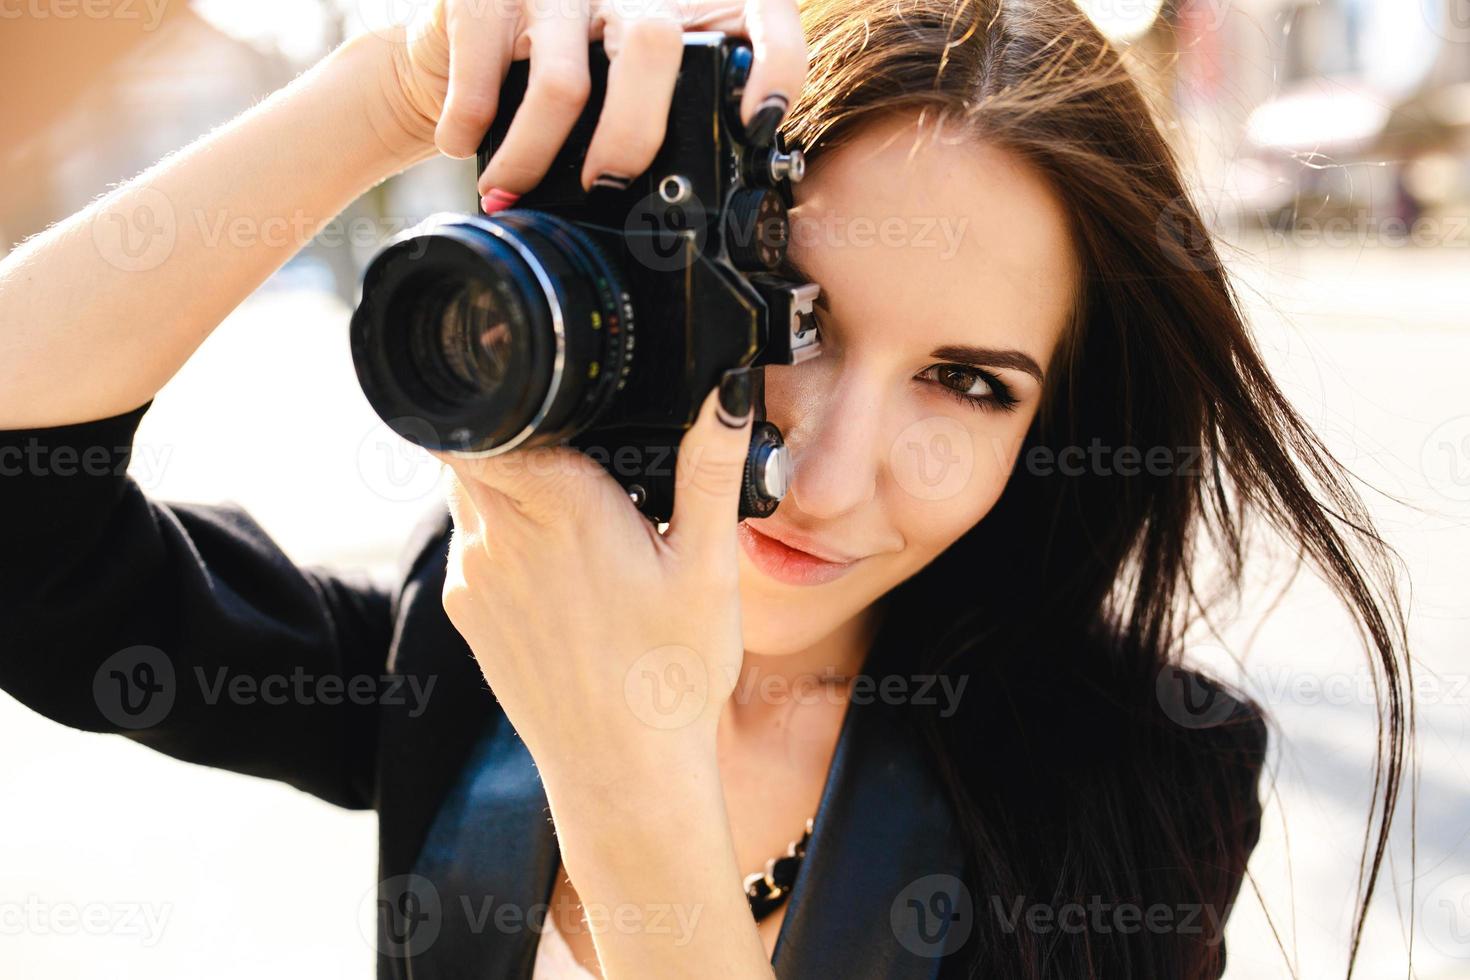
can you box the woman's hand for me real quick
[376,0,807,197]
[436,371,755,796]
[438,374,774,977]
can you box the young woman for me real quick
[0,0,1411,978]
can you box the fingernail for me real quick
[590,173,631,192]
[480,188,520,214]
[717,367,753,427]
[744,94,788,146]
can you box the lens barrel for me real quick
[350,212,634,455]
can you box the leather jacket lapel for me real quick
[772,694,971,979]
[410,712,560,980]
[408,674,969,979]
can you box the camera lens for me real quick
[405,277,513,399]
[350,212,634,454]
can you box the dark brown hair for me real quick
[782,0,1413,976]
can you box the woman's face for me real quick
[737,111,1081,657]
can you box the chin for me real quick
[737,590,829,658]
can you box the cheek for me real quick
[882,413,1025,553]
[761,354,827,425]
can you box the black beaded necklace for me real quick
[743,816,816,922]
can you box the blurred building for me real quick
[1166,0,1470,236]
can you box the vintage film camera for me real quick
[350,32,822,523]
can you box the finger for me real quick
[665,367,754,558]
[737,0,807,143]
[477,10,593,202]
[436,5,510,159]
[441,458,515,532]
[579,3,684,192]
[433,444,617,527]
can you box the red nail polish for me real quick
[480,189,520,214]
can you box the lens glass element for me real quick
[408,278,515,399]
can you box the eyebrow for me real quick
[930,344,1046,383]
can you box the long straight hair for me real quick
[781,1,1413,976]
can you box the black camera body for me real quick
[350,32,821,523]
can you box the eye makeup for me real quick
[918,363,1019,412]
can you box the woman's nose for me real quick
[781,378,884,521]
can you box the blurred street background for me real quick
[2,1,1468,977]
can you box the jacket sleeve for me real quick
[0,400,394,810]
[1202,691,1269,979]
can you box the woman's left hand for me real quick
[434,370,755,799]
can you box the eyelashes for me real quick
[918,364,1020,413]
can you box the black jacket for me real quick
[0,400,1264,979]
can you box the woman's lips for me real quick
[737,521,862,587]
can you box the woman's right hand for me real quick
[379,0,807,204]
